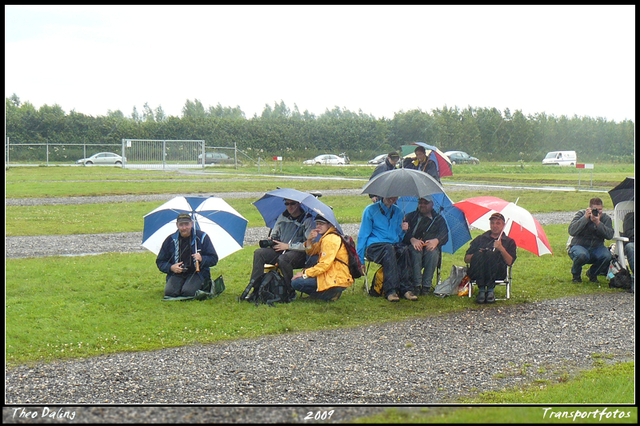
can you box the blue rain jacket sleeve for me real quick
[356,201,405,263]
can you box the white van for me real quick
[542,151,577,167]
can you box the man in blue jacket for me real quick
[156,213,218,298]
[357,196,414,302]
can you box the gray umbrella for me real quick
[361,168,445,199]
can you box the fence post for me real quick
[5,137,9,167]
[162,140,166,170]
[46,140,49,166]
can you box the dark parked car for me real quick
[198,152,240,165]
[444,151,480,165]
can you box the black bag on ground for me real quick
[609,267,632,290]
[240,270,295,307]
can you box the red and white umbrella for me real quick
[453,196,553,256]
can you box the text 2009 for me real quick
[304,410,335,421]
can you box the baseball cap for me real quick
[489,212,505,222]
[176,213,193,223]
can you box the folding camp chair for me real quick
[364,250,442,296]
[468,264,513,300]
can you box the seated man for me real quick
[622,211,634,274]
[464,212,517,304]
[568,197,614,283]
[156,213,218,298]
[248,198,315,292]
[406,145,440,183]
[402,196,449,295]
[291,215,353,301]
[357,195,414,302]
[368,151,400,202]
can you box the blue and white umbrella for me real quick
[253,188,343,234]
[142,196,248,260]
[397,193,471,254]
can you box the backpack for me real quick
[369,266,385,297]
[329,232,364,279]
[240,270,295,307]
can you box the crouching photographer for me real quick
[247,198,315,291]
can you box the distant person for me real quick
[464,213,517,304]
[357,195,415,302]
[156,213,218,298]
[368,151,400,202]
[622,211,634,274]
[291,215,353,301]
[406,145,440,183]
[247,198,315,292]
[567,197,614,283]
[402,196,449,295]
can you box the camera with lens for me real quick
[259,239,276,248]
[592,209,599,217]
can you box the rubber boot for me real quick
[485,287,496,303]
[475,286,486,304]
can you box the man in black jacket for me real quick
[465,213,517,304]
[402,196,449,296]
[368,151,400,202]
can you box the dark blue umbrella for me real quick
[609,177,634,207]
[253,188,343,234]
[397,193,471,254]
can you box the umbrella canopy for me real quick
[397,193,472,254]
[142,196,248,260]
[609,177,635,207]
[400,142,453,178]
[361,168,446,200]
[252,188,343,234]
[453,196,553,256]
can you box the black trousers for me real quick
[467,250,507,290]
[250,247,307,288]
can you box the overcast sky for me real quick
[5,5,636,122]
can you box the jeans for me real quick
[291,276,345,301]
[568,244,612,277]
[408,246,439,290]
[624,242,634,273]
[165,272,204,297]
[365,242,411,296]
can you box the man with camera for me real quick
[464,212,517,304]
[156,213,218,298]
[248,198,315,291]
[568,197,614,283]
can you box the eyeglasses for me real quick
[284,202,299,206]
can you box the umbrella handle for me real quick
[195,259,200,272]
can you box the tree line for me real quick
[5,94,634,163]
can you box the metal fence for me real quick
[5,141,121,166]
[122,139,205,170]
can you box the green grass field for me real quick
[5,163,635,415]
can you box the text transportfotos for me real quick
[542,407,631,421]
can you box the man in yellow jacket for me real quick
[291,215,354,301]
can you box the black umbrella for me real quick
[609,177,635,207]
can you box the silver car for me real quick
[368,154,388,165]
[303,154,346,166]
[76,152,126,165]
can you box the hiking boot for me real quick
[419,286,431,296]
[386,292,400,302]
[587,270,599,283]
[475,289,486,304]
[572,275,583,283]
[323,287,342,302]
[485,289,496,303]
[404,291,418,301]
